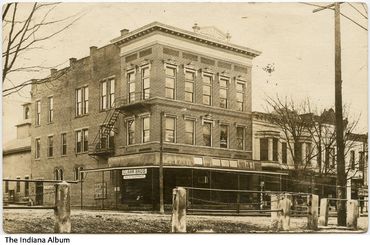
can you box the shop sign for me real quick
[122,168,147,175]
[123,175,146,180]
[94,182,107,200]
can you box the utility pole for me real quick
[313,2,346,226]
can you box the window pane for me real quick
[129,82,135,92]
[110,80,115,93]
[165,130,175,142]
[143,117,150,130]
[185,82,193,92]
[165,88,174,99]
[165,77,175,88]
[203,95,210,105]
[166,117,175,130]
[203,123,212,146]
[185,92,193,102]
[220,79,227,88]
[102,82,107,95]
[142,67,150,77]
[236,82,244,91]
[165,67,176,77]
[83,130,88,152]
[128,72,135,82]
[203,75,212,84]
[236,127,244,150]
[260,138,268,161]
[143,78,150,89]
[203,86,210,95]
[236,92,243,102]
[220,125,228,148]
[220,89,227,98]
[185,71,195,80]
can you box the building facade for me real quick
[28,22,290,210]
[3,103,32,204]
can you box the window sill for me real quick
[75,114,89,119]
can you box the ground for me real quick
[2,209,368,234]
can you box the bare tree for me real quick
[2,3,83,94]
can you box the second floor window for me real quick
[185,70,195,102]
[76,129,88,153]
[101,79,115,110]
[220,125,228,148]
[128,71,136,103]
[35,138,40,159]
[350,150,355,170]
[142,66,150,100]
[219,77,228,108]
[236,81,245,111]
[165,117,176,143]
[36,100,41,125]
[47,136,54,157]
[142,117,150,143]
[61,133,67,156]
[48,97,54,123]
[202,74,212,105]
[185,120,195,145]
[236,126,244,150]
[260,138,268,161]
[165,66,176,99]
[127,120,135,145]
[202,122,212,147]
[99,125,114,149]
[76,87,88,116]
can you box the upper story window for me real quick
[165,65,176,99]
[35,138,40,159]
[127,119,135,145]
[74,166,84,181]
[350,150,356,170]
[142,66,150,100]
[127,70,136,103]
[325,147,335,169]
[202,122,212,147]
[219,77,229,109]
[99,125,115,149]
[35,100,41,126]
[202,74,213,106]
[24,105,30,120]
[220,125,229,148]
[282,142,287,164]
[165,117,176,143]
[185,119,195,145]
[47,135,54,157]
[54,168,64,181]
[236,81,245,111]
[142,117,150,143]
[76,86,88,116]
[101,79,115,110]
[61,133,67,156]
[76,128,88,153]
[185,70,195,103]
[236,126,245,150]
[48,97,53,123]
[359,151,365,172]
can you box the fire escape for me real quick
[88,93,153,159]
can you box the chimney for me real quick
[69,58,77,66]
[192,23,200,33]
[120,29,129,36]
[50,68,57,75]
[90,46,98,56]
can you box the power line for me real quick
[348,2,368,19]
[361,3,367,15]
[300,2,368,31]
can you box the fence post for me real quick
[54,181,71,233]
[318,198,329,226]
[279,194,292,231]
[307,194,319,230]
[270,194,281,231]
[346,199,359,229]
[171,187,187,233]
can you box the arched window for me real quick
[54,169,59,180]
[58,169,64,181]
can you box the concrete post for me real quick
[307,194,319,230]
[346,200,359,229]
[279,194,292,231]
[318,198,329,226]
[270,194,281,231]
[171,187,187,233]
[54,181,71,233]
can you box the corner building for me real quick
[30,22,288,210]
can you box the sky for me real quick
[2,1,368,144]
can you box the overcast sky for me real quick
[2,1,368,144]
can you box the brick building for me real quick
[29,22,289,210]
